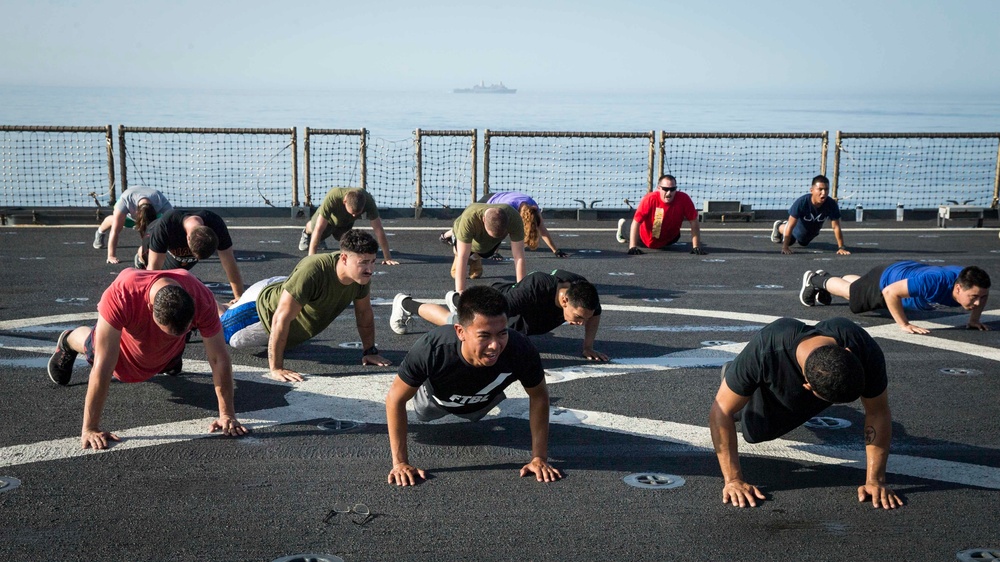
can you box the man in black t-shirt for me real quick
[385,285,563,486]
[140,209,245,303]
[389,270,608,361]
[709,317,902,510]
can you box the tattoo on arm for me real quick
[864,425,876,445]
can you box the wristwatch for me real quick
[362,345,380,357]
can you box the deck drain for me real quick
[0,477,22,493]
[755,284,783,289]
[701,340,737,347]
[274,554,344,562]
[317,419,366,433]
[804,417,852,430]
[941,368,983,376]
[957,548,1000,561]
[623,473,685,490]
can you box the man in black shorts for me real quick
[390,270,608,361]
[139,209,246,303]
[709,317,901,509]
[384,286,562,486]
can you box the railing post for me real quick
[992,137,1000,209]
[105,124,116,205]
[118,125,127,192]
[290,127,299,208]
[471,129,478,204]
[820,130,829,177]
[647,130,655,192]
[482,129,491,203]
[831,131,842,200]
[657,131,666,192]
[414,128,423,212]
[360,128,368,190]
[303,127,311,207]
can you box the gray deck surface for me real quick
[1,216,998,562]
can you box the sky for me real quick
[2,0,999,95]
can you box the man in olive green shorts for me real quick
[300,187,398,265]
[221,229,391,382]
[450,202,527,292]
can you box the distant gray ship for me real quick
[453,81,517,94]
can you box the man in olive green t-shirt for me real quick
[449,203,527,293]
[300,187,398,265]
[221,230,391,382]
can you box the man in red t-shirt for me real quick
[617,174,705,255]
[46,269,249,450]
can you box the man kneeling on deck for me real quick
[220,229,391,382]
[385,286,562,486]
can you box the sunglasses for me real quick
[659,186,678,193]
[323,502,373,526]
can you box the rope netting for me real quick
[419,133,475,209]
[306,130,364,202]
[835,135,1000,209]
[121,128,295,208]
[661,134,826,210]
[0,127,112,207]
[486,133,653,209]
[366,137,416,209]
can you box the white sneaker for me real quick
[390,293,412,335]
[770,220,784,244]
[298,230,310,251]
[93,229,107,249]
[444,290,459,315]
[615,218,627,244]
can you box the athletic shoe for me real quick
[770,220,784,244]
[439,231,454,245]
[469,259,483,279]
[93,229,107,249]
[134,253,146,270]
[444,290,459,314]
[298,230,310,251]
[159,355,183,376]
[799,270,818,307]
[814,269,832,305]
[488,252,504,262]
[615,218,627,244]
[390,293,412,335]
[47,330,77,386]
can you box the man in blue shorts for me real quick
[771,175,850,255]
[800,262,991,334]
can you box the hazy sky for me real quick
[2,0,998,94]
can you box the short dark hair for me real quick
[457,285,508,326]
[343,189,367,214]
[483,207,509,239]
[339,229,379,255]
[565,279,600,311]
[188,226,219,260]
[152,284,195,335]
[957,266,991,290]
[658,174,676,185]
[812,175,830,187]
[804,345,865,403]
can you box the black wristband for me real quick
[362,345,379,357]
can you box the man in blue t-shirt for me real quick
[800,262,991,334]
[771,175,850,255]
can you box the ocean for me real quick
[2,86,1000,210]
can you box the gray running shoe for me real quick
[93,229,107,249]
[770,220,784,244]
[444,290,459,315]
[298,230,310,251]
[799,270,818,306]
[390,293,412,335]
[615,218,627,244]
[48,330,77,385]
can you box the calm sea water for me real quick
[2,86,999,209]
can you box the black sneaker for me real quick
[799,270,818,307]
[47,330,77,385]
[160,355,183,376]
[814,269,832,305]
[134,253,146,269]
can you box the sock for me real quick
[811,272,831,290]
[400,297,422,315]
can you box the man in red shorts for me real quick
[46,268,249,450]
[617,174,706,255]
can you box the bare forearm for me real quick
[583,316,600,350]
[884,295,911,328]
[710,404,744,483]
[267,322,291,372]
[355,306,376,349]
[863,415,892,484]
[82,369,112,431]
[387,401,410,466]
[514,258,526,282]
[375,228,393,261]
[528,396,551,459]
